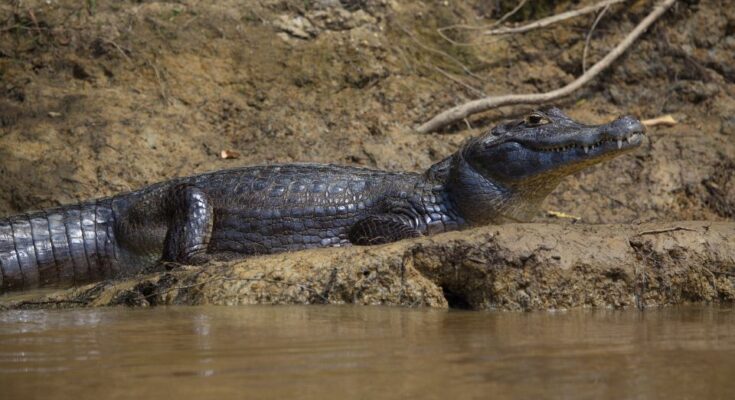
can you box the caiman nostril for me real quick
[611,115,646,135]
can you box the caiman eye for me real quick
[525,113,551,126]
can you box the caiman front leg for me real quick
[160,184,214,265]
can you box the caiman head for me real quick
[446,107,645,224]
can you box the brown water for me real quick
[1,306,734,400]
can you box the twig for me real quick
[485,0,626,35]
[102,38,132,63]
[582,4,610,73]
[27,8,42,36]
[396,22,483,82]
[437,0,528,46]
[494,0,529,27]
[434,66,487,97]
[417,0,676,134]
[147,60,170,104]
[394,46,415,74]
[546,210,582,222]
[177,15,199,32]
[635,226,698,236]
[642,114,677,127]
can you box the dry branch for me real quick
[642,114,677,127]
[437,0,622,45]
[396,23,483,82]
[635,226,698,236]
[582,4,611,73]
[436,0,528,45]
[485,0,626,35]
[417,0,676,134]
[434,66,487,97]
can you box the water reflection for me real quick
[1,306,734,399]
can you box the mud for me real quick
[2,221,733,311]
[0,1,734,309]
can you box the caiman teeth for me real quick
[539,131,643,153]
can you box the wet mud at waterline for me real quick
[1,0,734,309]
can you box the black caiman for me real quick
[0,108,645,293]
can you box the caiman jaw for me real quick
[535,131,645,155]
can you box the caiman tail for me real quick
[0,199,119,293]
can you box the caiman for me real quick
[0,108,645,293]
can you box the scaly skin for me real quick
[0,108,645,293]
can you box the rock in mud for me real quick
[273,15,319,39]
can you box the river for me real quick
[1,305,734,399]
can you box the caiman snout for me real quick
[595,115,646,151]
[607,115,646,137]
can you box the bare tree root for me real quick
[417,0,676,134]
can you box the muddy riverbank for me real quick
[2,221,733,311]
[1,1,733,309]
